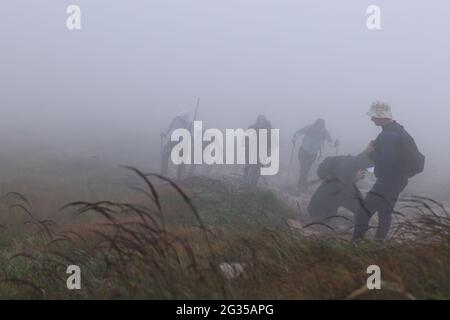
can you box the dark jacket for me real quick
[369,121,406,179]
[308,155,369,220]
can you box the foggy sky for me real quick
[1,1,449,178]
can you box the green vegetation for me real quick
[0,168,448,299]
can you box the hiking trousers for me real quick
[160,141,186,180]
[243,164,261,187]
[352,177,408,242]
[298,148,317,188]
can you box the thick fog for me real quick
[1,1,449,190]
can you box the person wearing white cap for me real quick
[352,101,414,242]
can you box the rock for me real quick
[219,262,246,280]
[286,219,318,236]
[287,218,303,229]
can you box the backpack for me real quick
[317,155,353,181]
[397,126,425,178]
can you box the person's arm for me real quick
[162,118,178,137]
[368,132,400,176]
[295,126,309,136]
[355,153,374,169]
[293,125,310,143]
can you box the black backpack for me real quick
[317,155,353,181]
[397,126,425,178]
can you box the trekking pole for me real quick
[188,97,200,171]
[194,97,200,120]
[285,140,296,186]
[190,97,200,130]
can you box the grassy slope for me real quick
[0,173,449,299]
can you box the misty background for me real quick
[0,1,449,198]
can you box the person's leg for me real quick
[243,164,250,181]
[298,149,316,188]
[374,208,393,242]
[176,143,186,180]
[243,140,251,181]
[188,164,197,176]
[304,152,317,182]
[374,178,408,242]
[341,186,364,215]
[352,188,381,241]
[204,164,213,177]
[339,185,363,229]
[187,138,199,176]
[298,149,307,187]
[176,163,185,180]
[160,143,173,176]
[247,164,261,186]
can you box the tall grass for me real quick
[0,167,448,299]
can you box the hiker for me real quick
[308,154,372,228]
[352,101,424,243]
[160,111,192,180]
[292,118,335,192]
[187,126,220,177]
[243,115,272,186]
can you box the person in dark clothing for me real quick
[160,111,191,180]
[352,101,409,243]
[187,126,220,177]
[293,118,335,192]
[308,154,372,225]
[243,115,272,186]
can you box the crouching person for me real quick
[308,154,372,228]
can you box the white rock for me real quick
[287,218,303,229]
[219,262,246,280]
[286,219,318,236]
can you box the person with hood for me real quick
[243,114,272,186]
[308,154,372,227]
[160,111,191,180]
[292,118,335,192]
[352,101,423,243]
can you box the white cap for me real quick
[367,101,393,119]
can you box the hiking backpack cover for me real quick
[317,155,353,181]
[397,126,425,178]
